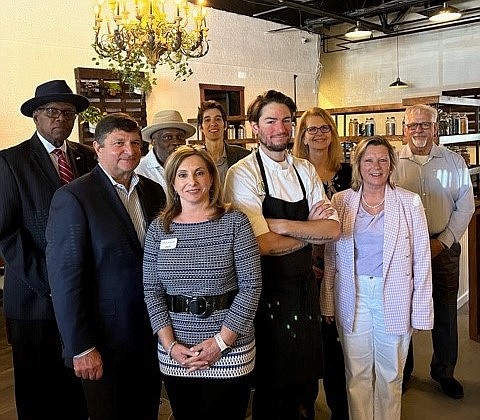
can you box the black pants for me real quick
[253,379,319,420]
[81,345,161,420]
[321,321,349,420]
[6,318,88,420]
[163,374,252,420]
[404,243,461,380]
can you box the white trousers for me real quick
[337,275,411,420]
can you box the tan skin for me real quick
[200,108,227,164]
[32,101,77,147]
[251,102,340,256]
[403,110,444,258]
[158,155,236,372]
[72,130,143,380]
[303,115,336,182]
[324,144,391,325]
[93,129,142,189]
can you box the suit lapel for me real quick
[30,134,62,189]
[382,187,399,277]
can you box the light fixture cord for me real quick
[396,36,400,78]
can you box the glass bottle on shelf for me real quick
[459,146,471,167]
[227,124,236,139]
[460,113,469,134]
[348,118,359,136]
[237,124,245,139]
[451,112,461,135]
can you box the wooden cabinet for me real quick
[468,201,480,342]
[74,67,148,153]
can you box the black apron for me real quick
[254,151,323,386]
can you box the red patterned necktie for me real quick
[52,149,74,184]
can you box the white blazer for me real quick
[321,185,433,335]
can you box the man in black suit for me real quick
[46,113,165,420]
[0,80,96,420]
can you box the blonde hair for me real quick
[351,136,397,191]
[292,107,343,172]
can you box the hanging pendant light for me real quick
[389,37,408,89]
[429,2,462,23]
[344,21,372,41]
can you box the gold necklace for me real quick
[361,195,385,209]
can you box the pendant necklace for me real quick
[361,195,385,209]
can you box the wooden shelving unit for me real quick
[74,67,148,152]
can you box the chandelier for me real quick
[92,0,209,80]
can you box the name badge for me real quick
[160,238,178,249]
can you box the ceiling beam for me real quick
[258,0,393,33]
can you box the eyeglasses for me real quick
[37,107,78,121]
[159,134,186,142]
[305,125,332,135]
[405,122,434,131]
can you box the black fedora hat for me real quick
[21,80,90,117]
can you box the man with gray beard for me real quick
[394,104,474,399]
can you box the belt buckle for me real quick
[187,296,211,318]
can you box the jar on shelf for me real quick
[237,124,245,139]
[385,116,396,135]
[227,124,236,139]
[348,118,359,136]
[291,121,296,139]
[365,117,375,136]
[438,111,451,136]
[459,146,471,167]
[460,113,469,134]
[451,112,461,135]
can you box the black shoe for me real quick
[431,375,464,399]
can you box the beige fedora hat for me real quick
[141,110,196,142]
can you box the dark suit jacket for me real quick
[225,142,251,167]
[0,133,97,320]
[45,165,165,363]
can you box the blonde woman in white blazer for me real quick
[321,136,433,420]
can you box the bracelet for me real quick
[167,340,178,360]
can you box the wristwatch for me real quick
[214,333,232,355]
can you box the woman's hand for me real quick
[322,315,335,325]
[172,337,222,373]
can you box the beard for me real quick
[258,136,289,152]
[412,137,427,148]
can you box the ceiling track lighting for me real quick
[429,2,462,23]
[389,36,408,89]
[344,21,372,41]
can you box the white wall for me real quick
[318,24,480,108]
[0,1,318,148]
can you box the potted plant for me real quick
[78,105,105,133]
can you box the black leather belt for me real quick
[166,289,238,318]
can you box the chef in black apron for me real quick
[252,150,323,420]
[223,90,340,420]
